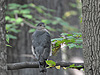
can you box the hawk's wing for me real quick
[32,29,51,60]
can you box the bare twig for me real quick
[14,13,36,29]
[7,62,84,70]
[23,19,36,29]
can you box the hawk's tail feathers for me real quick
[39,61,47,73]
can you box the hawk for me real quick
[32,22,51,72]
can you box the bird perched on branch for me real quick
[32,22,51,73]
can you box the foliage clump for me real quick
[6,3,82,55]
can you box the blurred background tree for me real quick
[6,0,83,75]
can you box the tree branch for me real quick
[7,62,84,70]
[23,19,36,29]
[14,13,36,29]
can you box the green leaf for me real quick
[75,39,83,43]
[80,17,82,23]
[69,64,75,67]
[67,36,74,39]
[61,33,68,36]
[20,9,30,14]
[44,13,53,18]
[7,34,17,39]
[10,18,16,22]
[60,22,69,26]
[15,18,23,24]
[41,19,52,24]
[9,28,21,33]
[6,44,12,47]
[23,15,33,19]
[76,45,83,48]
[64,39,71,44]
[36,7,44,13]
[39,5,55,12]
[67,44,77,49]
[29,3,36,8]
[75,65,83,68]
[51,38,63,42]
[5,16,10,20]
[46,26,56,31]
[6,24,18,30]
[39,5,47,10]
[46,60,56,67]
[13,10,19,14]
[29,29,35,33]
[55,41,61,46]
[56,65,60,69]
[83,68,84,71]
[8,6,18,9]
[6,24,12,30]
[52,21,58,25]
[8,3,21,7]
[61,33,73,36]
[54,17,62,21]
[20,4,29,8]
[8,3,21,9]
[6,34,10,43]
[73,33,82,37]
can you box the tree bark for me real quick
[0,0,7,75]
[82,0,100,75]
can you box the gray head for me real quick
[36,22,45,30]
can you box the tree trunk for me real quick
[82,0,100,75]
[0,0,7,75]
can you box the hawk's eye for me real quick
[40,24,42,26]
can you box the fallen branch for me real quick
[7,62,84,70]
